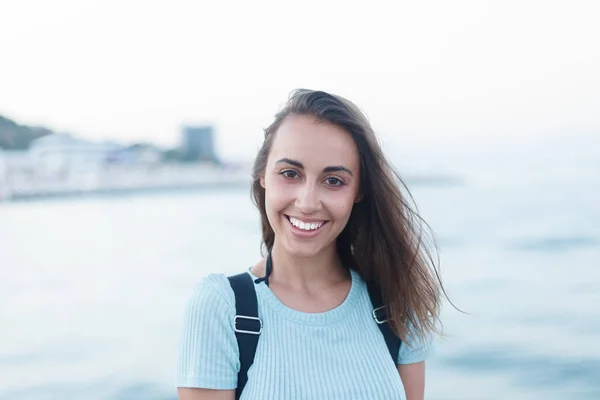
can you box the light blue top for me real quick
[176,268,433,399]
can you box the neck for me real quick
[268,241,349,290]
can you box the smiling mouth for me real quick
[285,215,328,231]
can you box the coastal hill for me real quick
[0,114,193,163]
[0,114,53,150]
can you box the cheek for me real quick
[264,182,292,215]
[327,193,356,221]
[338,203,355,221]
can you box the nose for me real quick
[295,182,322,214]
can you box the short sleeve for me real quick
[176,274,239,389]
[396,320,435,365]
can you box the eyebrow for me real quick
[275,158,353,176]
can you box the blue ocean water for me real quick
[0,139,598,399]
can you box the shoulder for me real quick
[176,273,241,389]
[397,319,436,365]
[188,273,235,302]
[183,273,236,317]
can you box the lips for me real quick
[285,215,328,231]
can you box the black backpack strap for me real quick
[227,272,262,400]
[366,282,402,364]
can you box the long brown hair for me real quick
[251,89,445,343]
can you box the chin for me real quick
[282,243,322,258]
[277,233,334,259]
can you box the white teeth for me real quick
[289,217,324,231]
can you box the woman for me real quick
[176,89,444,400]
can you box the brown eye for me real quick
[280,170,299,179]
[325,177,344,186]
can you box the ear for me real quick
[260,174,266,189]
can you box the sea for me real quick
[1,135,599,399]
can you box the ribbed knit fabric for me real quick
[176,268,433,400]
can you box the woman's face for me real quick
[260,114,361,258]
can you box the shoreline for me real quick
[1,173,464,204]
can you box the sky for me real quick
[1,0,599,161]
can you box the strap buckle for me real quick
[372,306,387,324]
[234,315,263,335]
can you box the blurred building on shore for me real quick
[181,125,219,164]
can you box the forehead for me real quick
[269,115,359,168]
